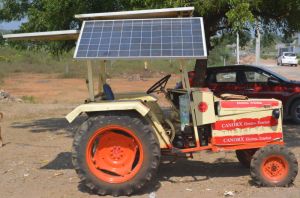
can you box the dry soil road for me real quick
[0,65,300,198]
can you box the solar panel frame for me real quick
[74,17,207,60]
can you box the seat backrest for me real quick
[103,84,115,100]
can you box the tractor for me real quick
[3,7,298,197]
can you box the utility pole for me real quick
[236,32,240,64]
[255,22,261,64]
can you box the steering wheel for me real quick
[147,74,171,94]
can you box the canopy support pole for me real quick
[98,60,107,94]
[180,60,200,147]
[87,61,95,102]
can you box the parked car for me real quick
[189,65,300,123]
[277,52,298,66]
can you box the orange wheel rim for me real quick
[86,125,144,184]
[260,155,289,183]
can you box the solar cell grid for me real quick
[75,18,206,59]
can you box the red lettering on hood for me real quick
[220,101,279,108]
[212,116,278,131]
[212,133,283,145]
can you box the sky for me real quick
[0,19,27,30]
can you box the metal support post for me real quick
[98,60,107,94]
[87,60,95,102]
[180,60,201,147]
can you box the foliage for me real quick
[208,40,235,66]
[226,0,254,33]
[21,95,37,103]
[261,33,277,48]
[211,31,251,49]
[1,0,300,55]
[0,35,4,46]
[0,0,130,57]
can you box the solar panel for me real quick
[74,18,207,60]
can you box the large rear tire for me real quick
[72,112,161,196]
[291,100,300,124]
[236,149,257,168]
[250,145,298,187]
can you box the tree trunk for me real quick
[192,59,208,87]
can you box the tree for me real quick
[0,0,129,56]
[261,33,276,48]
[1,0,300,55]
[226,0,254,32]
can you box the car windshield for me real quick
[258,66,290,81]
[284,53,296,57]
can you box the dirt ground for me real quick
[0,65,300,198]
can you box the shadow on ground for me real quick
[10,116,86,137]
[41,152,74,170]
[283,121,300,148]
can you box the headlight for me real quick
[272,109,280,119]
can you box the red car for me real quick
[189,65,300,123]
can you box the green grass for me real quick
[0,47,86,79]
[0,46,198,83]
[21,95,37,103]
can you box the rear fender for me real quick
[66,101,149,123]
[65,101,171,148]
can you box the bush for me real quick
[21,95,37,103]
[0,46,197,81]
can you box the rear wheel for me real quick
[250,145,298,187]
[72,112,161,196]
[236,149,257,168]
[291,100,300,124]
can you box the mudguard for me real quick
[66,100,150,123]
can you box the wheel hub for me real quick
[110,146,124,161]
[86,126,144,184]
[93,132,138,176]
[262,156,288,182]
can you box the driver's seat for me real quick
[103,83,115,100]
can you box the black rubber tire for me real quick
[72,111,161,196]
[236,149,257,168]
[250,145,298,187]
[291,100,300,124]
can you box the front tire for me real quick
[250,145,298,187]
[72,112,161,196]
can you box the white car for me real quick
[277,52,298,66]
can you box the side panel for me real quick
[217,99,281,116]
[212,110,283,145]
[192,90,216,125]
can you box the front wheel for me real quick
[250,145,298,187]
[72,112,161,196]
